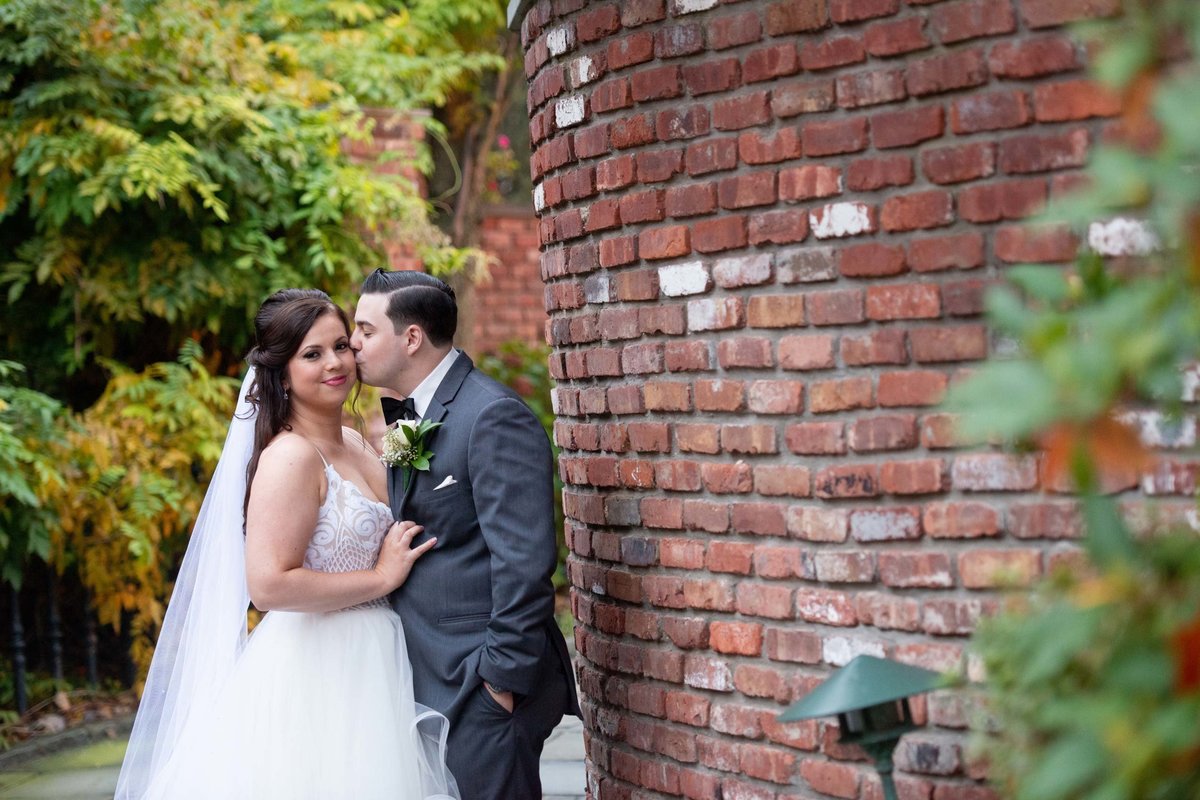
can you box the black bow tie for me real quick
[381,396,418,425]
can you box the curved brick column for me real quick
[512,1,1182,798]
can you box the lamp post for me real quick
[778,655,944,800]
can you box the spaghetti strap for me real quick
[345,426,380,459]
[311,442,331,468]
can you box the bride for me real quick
[115,289,458,799]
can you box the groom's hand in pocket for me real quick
[484,681,515,713]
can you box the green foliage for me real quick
[478,341,567,590]
[245,0,507,111]
[479,133,520,204]
[1069,3,1200,240]
[948,5,1200,448]
[974,531,1200,800]
[0,0,468,384]
[383,418,443,493]
[0,669,66,714]
[478,340,556,432]
[48,343,239,678]
[0,361,65,589]
[0,0,510,680]
[950,256,1199,447]
[954,4,1200,798]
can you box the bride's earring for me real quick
[283,388,289,401]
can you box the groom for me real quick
[351,269,579,799]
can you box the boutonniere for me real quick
[380,419,443,492]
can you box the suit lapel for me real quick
[388,453,406,519]
[396,351,474,520]
[397,466,419,519]
[423,396,449,427]
[432,351,474,408]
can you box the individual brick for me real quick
[907,48,990,96]
[631,65,683,102]
[865,16,932,57]
[921,141,997,184]
[951,89,1031,133]
[837,68,908,109]
[881,190,954,231]
[800,35,866,71]
[743,43,802,84]
[908,233,985,272]
[989,35,1080,78]
[765,0,830,34]
[772,80,836,117]
[846,155,914,191]
[932,0,1016,44]
[1033,79,1122,122]
[803,117,870,157]
[1020,0,1119,29]
[713,91,773,131]
[873,106,945,149]
[831,0,900,24]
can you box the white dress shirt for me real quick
[406,348,461,419]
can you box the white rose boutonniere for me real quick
[380,418,443,492]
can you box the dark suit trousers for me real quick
[446,657,573,800]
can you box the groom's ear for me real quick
[403,323,425,354]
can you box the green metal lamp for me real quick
[778,655,944,800]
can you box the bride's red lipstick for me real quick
[324,375,348,386]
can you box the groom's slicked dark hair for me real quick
[361,268,457,347]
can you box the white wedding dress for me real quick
[139,460,457,800]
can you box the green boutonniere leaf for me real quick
[379,419,443,493]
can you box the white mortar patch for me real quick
[569,55,597,87]
[823,636,886,666]
[671,0,719,14]
[684,658,733,691]
[583,273,612,304]
[658,261,710,297]
[1183,364,1200,402]
[810,202,873,239]
[555,95,586,129]
[1087,217,1159,256]
[1118,410,1197,449]
[546,26,574,57]
[713,253,773,286]
[686,298,727,331]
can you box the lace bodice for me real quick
[304,464,394,608]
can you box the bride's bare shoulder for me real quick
[257,432,324,474]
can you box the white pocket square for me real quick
[433,475,458,491]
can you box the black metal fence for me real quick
[2,564,131,715]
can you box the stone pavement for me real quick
[0,715,586,799]
[538,715,587,800]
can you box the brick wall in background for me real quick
[347,121,550,353]
[514,1,1194,799]
[473,206,548,354]
[344,109,429,271]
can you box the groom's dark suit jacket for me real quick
[387,352,579,722]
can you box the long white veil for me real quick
[114,368,256,798]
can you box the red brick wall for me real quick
[347,117,548,353]
[344,109,429,271]
[473,206,549,354]
[514,1,1189,798]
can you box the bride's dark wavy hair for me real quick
[241,289,354,519]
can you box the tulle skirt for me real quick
[141,605,457,800]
